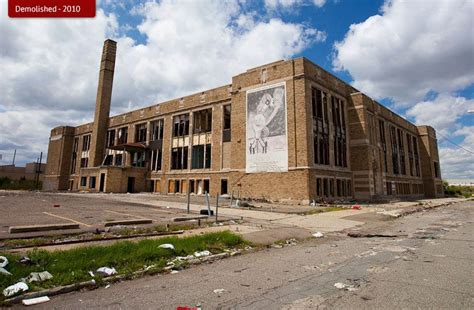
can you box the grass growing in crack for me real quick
[0,231,245,299]
[301,206,346,215]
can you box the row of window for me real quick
[166,178,228,195]
[386,182,424,195]
[312,88,347,167]
[316,177,352,198]
[380,120,421,177]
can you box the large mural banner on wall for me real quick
[246,82,288,173]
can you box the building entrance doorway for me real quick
[99,173,105,192]
[127,177,135,193]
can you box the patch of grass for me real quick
[0,231,245,299]
[302,206,346,215]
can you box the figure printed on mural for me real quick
[247,85,285,155]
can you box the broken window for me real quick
[80,158,88,168]
[386,182,393,195]
[332,96,347,167]
[397,129,406,175]
[220,179,228,195]
[223,104,231,142]
[114,154,123,166]
[103,155,113,166]
[150,150,162,171]
[329,179,334,197]
[312,88,330,165]
[390,126,399,174]
[323,179,329,197]
[150,119,164,141]
[171,147,188,169]
[379,120,388,173]
[132,151,146,167]
[82,135,91,151]
[71,137,79,174]
[434,161,440,178]
[135,123,147,143]
[407,133,414,176]
[191,144,211,169]
[80,177,87,187]
[347,180,352,197]
[413,137,420,177]
[203,179,210,194]
[173,114,190,137]
[193,108,212,134]
[118,127,128,144]
[189,179,195,193]
[106,130,115,148]
[316,178,322,197]
[336,179,341,197]
[89,176,96,189]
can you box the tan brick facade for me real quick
[43,40,443,201]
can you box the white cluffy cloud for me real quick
[333,0,474,105]
[0,0,324,165]
[333,0,474,179]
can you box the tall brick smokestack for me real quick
[89,39,117,167]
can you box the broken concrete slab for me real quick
[173,215,208,222]
[9,223,80,234]
[104,219,152,227]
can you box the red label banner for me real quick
[9,0,96,18]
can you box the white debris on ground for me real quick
[22,296,50,306]
[194,250,211,258]
[312,232,324,238]
[3,282,29,297]
[25,271,53,283]
[88,271,95,277]
[213,288,226,294]
[158,244,175,250]
[96,267,117,276]
[0,256,8,268]
[334,282,358,291]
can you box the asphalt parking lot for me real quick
[0,191,195,239]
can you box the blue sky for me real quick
[0,0,473,178]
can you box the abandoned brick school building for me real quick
[43,39,444,201]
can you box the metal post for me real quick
[205,191,210,216]
[12,149,16,165]
[186,184,191,214]
[215,194,219,223]
[36,152,43,190]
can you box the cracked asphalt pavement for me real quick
[24,200,473,309]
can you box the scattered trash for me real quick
[213,288,226,294]
[19,256,33,265]
[310,200,316,207]
[171,270,179,274]
[194,250,211,258]
[334,282,347,289]
[88,271,95,277]
[0,256,8,268]
[271,244,283,249]
[285,239,297,246]
[158,243,175,250]
[26,271,53,283]
[22,296,50,306]
[105,284,111,289]
[0,267,12,276]
[334,282,358,291]
[3,282,29,297]
[312,232,324,238]
[96,267,117,276]
[53,204,60,208]
[352,205,362,210]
